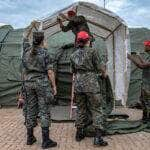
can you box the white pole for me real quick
[104,0,106,8]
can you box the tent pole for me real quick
[105,23,122,40]
[104,0,106,8]
[124,26,129,107]
[87,19,112,33]
[112,33,116,110]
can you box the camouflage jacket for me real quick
[22,47,53,81]
[142,52,150,91]
[70,47,105,93]
[62,15,91,36]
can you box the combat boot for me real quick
[93,129,108,146]
[41,127,57,149]
[75,128,85,142]
[27,128,37,145]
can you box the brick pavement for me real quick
[0,108,150,150]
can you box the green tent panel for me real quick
[0,25,23,105]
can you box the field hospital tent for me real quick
[39,1,130,105]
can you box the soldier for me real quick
[22,31,57,149]
[18,21,39,125]
[128,41,150,123]
[70,31,108,146]
[57,10,94,46]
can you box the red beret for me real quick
[67,10,76,17]
[144,40,150,46]
[77,31,90,41]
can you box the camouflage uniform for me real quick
[61,15,94,43]
[22,47,54,128]
[21,38,39,123]
[141,52,150,120]
[70,47,105,129]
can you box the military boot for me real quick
[75,128,85,142]
[93,129,108,146]
[27,128,37,145]
[41,127,57,149]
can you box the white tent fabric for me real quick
[38,1,130,105]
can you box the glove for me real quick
[18,98,24,109]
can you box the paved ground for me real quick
[0,108,150,150]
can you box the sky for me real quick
[0,0,150,29]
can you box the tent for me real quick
[39,1,130,106]
[0,1,130,106]
[1,1,149,107]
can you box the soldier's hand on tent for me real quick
[17,98,24,109]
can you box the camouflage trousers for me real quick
[24,81,53,128]
[22,86,39,124]
[23,99,39,124]
[75,92,104,130]
[141,88,150,118]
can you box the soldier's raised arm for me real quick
[128,40,150,69]
[57,15,72,32]
[128,53,150,69]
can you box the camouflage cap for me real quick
[33,31,44,45]
[33,31,44,38]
